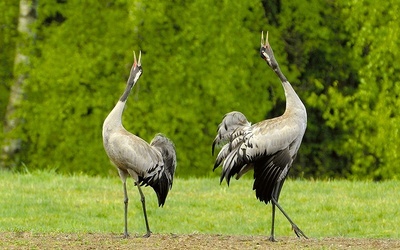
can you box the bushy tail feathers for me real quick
[150,133,177,206]
[212,112,251,166]
[212,111,251,155]
[212,112,252,184]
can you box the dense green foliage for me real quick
[0,0,19,134]
[1,0,399,179]
[0,171,399,238]
[305,0,400,180]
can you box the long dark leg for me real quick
[268,180,285,242]
[122,181,129,238]
[135,181,152,237]
[269,202,277,242]
[270,197,308,239]
[270,180,308,240]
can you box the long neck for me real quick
[103,81,135,130]
[272,64,305,114]
[120,81,134,103]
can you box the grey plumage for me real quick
[146,133,176,206]
[102,51,176,238]
[212,32,308,241]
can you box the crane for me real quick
[102,51,177,238]
[212,32,308,242]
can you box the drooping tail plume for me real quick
[149,134,177,206]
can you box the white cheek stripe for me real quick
[134,72,142,83]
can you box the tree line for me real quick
[1,0,399,180]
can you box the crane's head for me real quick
[260,31,278,69]
[127,50,143,85]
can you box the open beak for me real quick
[133,50,142,68]
[261,31,269,48]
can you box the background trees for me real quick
[1,0,399,180]
[310,0,400,180]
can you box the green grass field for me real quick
[0,170,398,239]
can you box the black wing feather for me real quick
[253,148,291,204]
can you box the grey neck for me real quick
[272,63,287,83]
[120,82,134,102]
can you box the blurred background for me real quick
[1,0,399,180]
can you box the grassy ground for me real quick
[0,170,399,248]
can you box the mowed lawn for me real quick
[0,170,398,239]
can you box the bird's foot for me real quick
[122,232,130,239]
[143,230,152,238]
[292,224,308,239]
[268,235,278,242]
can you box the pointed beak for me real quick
[133,51,137,67]
[133,50,142,68]
[261,31,264,47]
[261,31,269,48]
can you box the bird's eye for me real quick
[260,49,268,59]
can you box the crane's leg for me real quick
[269,180,308,240]
[135,181,152,238]
[122,180,129,238]
[269,202,277,242]
[268,180,285,242]
[270,197,308,239]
